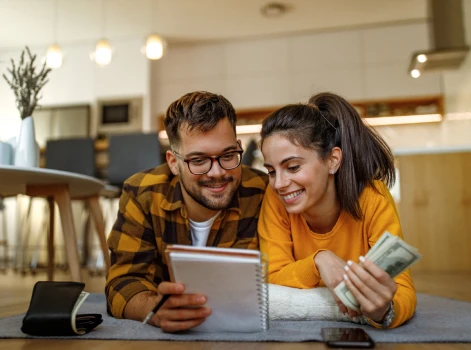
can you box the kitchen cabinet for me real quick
[396,148,471,272]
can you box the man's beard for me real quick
[179,169,240,211]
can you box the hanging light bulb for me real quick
[46,44,63,69]
[144,34,167,60]
[92,39,112,66]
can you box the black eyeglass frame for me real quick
[172,149,244,175]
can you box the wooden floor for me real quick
[1,269,471,349]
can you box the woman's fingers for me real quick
[343,259,396,320]
[332,293,348,314]
[345,260,394,302]
[360,257,397,293]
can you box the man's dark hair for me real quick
[164,91,237,148]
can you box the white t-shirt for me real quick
[189,212,221,247]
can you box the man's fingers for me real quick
[159,317,208,333]
[156,282,208,310]
[157,281,185,295]
[165,293,207,309]
[157,305,212,322]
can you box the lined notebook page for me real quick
[167,246,268,333]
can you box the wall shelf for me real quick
[157,95,443,130]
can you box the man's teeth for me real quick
[282,190,303,200]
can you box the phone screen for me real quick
[321,327,375,348]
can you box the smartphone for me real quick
[321,327,375,348]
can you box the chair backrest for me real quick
[242,139,258,167]
[107,133,162,187]
[45,137,96,177]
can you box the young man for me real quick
[105,91,268,333]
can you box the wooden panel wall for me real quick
[397,152,471,272]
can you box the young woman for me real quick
[258,92,416,328]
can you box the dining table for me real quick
[0,164,111,281]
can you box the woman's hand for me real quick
[343,256,397,322]
[314,250,362,319]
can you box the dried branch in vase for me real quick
[2,46,51,120]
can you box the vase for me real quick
[14,116,39,167]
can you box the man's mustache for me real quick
[198,177,234,186]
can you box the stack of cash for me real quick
[333,231,422,312]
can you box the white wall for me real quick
[0,37,151,142]
[152,20,471,149]
[153,22,438,111]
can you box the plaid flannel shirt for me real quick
[105,163,268,317]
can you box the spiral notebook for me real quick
[165,245,269,333]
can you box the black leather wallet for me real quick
[21,281,103,336]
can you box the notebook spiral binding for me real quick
[256,253,269,331]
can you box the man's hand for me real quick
[314,250,362,319]
[151,282,212,332]
[124,282,211,333]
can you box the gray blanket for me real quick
[1,293,470,342]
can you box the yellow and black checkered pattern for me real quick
[105,163,268,317]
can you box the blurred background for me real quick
[0,0,470,276]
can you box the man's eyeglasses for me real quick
[172,149,244,175]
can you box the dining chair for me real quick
[0,198,8,272]
[107,132,162,190]
[242,138,258,167]
[87,132,162,272]
[45,137,96,177]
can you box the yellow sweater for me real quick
[258,181,416,328]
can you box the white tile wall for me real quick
[226,74,291,109]
[225,37,289,76]
[364,63,442,99]
[42,44,95,105]
[158,44,226,83]
[153,19,471,149]
[362,23,430,64]
[290,31,363,69]
[157,79,227,114]
[94,39,149,98]
[154,21,443,111]
[290,67,365,102]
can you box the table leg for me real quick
[87,196,111,271]
[47,197,55,281]
[27,184,82,282]
[54,188,82,282]
[15,197,33,273]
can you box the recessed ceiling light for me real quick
[260,2,288,17]
[416,54,427,63]
[410,69,421,78]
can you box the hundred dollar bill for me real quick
[334,231,422,312]
[372,239,422,278]
[334,280,361,311]
[365,231,395,261]
[71,291,90,334]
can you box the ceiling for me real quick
[0,0,428,51]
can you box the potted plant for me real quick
[2,46,51,167]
